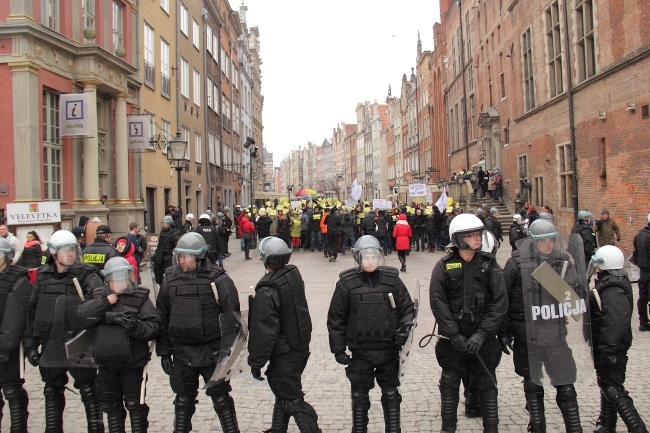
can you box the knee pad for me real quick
[174,394,197,410]
[439,370,462,389]
[381,387,401,404]
[99,400,125,415]
[2,385,27,401]
[556,384,578,403]
[523,378,544,395]
[43,384,64,400]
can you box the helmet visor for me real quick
[172,252,200,278]
[57,245,83,267]
[355,248,384,273]
[105,268,137,294]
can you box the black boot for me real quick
[282,398,321,433]
[479,388,499,433]
[594,390,617,433]
[3,386,29,433]
[80,383,105,433]
[351,389,370,433]
[126,400,150,433]
[173,395,196,433]
[603,384,648,433]
[103,402,126,433]
[263,399,290,433]
[523,378,546,432]
[213,393,240,433]
[381,387,401,433]
[556,384,583,433]
[439,386,459,433]
[44,384,65,433]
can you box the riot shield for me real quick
[40,295,98,368]
[398,280,420,379]
[520,235,592,386]
[204,311,249,389]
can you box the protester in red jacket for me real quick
[392,213,412,272]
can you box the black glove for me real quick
[466,332,486,354]
[334,352,351,365]
[449,334,467,353]
[600,354,617,365]
[161,356,174,375]
[498,334,513,355]
[251,367,264,381]
[0,350,9,363]
[26,348,40,367]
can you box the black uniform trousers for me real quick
[435,337,501,391]
[0,349,24,387]
[513,339,577,386]
[95,367,144,405]
[170,362,232,398]
[345,354,400,391]
[266,349,310,401]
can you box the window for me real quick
[195,133,202,163]
[575,0,596,82]
[42,90,62,201]
[558,143,574,208]
[180,3,188,36]
[144,23,155,88]
[181,57,189,98]
[82,0,95,43]
[161,0,169,14]
[534,177,544,205]
[161,39,170,98]
[112,1,124,52]
[522,28,536,111]
[206,25,212,53]
[546,1,564,97]
[193,69,201,106]
[182,127,190,160]
[42,0,59,31]
[161,119,171,154]
[193,19,200,49]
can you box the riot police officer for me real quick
[327,235,415,433]
[152,215,180,285]
[501,219,586,433]
[571,210,597,270]
[631,213,650,331]
[508,214,526,252]
[589,246,648,433]
[429,214,507,433]
[77,257,161,433]
[0,238,32,431]
[156,233,241,433]
[194,213,219,264]
[248,237,321,433]
[24,230,105,432]
[82,225,119,278]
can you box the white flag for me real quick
[59,93,92,137]
[435,188,448,213]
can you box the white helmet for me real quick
[47,230,78,255]
[513,214,522,222]
[591,245,625,271]
[449,214,485,251]
[186,213,195,221]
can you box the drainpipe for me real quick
[561,0,580,220]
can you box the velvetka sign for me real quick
[6,202,62,225]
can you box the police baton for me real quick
[140,341,155,405]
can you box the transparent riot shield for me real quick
[398,280,420,379]
[520,235,592,386]
[40,295,98,368]
[204,311,249,389]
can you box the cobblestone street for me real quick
[6,237,649,432]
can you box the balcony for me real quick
[144,60,155,88]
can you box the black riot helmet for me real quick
[259,237,291,268]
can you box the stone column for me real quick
[10,61,41,201]
[81,81,101,204]
[114,93,130,203]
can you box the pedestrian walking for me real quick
[248,237,321,432]
[631,213,650,332]
[393,214,412,272]
[595,210,621,247]
[327,235,415,433]
[156,233,241,433]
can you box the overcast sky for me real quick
[242,1,441,166]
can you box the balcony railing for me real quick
[144,60,155,88]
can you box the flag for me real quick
[435,188,448,213]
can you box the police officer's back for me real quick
[82,225,119,276]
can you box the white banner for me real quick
[59,93,92,137]
[128,115,153,150]
[408,183,427,197]
[6,201,62,225]
[373,199,387,210]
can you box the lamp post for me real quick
[167,132,188,213]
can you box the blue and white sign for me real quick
[59,93,92,137]
[128,115,153,150]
